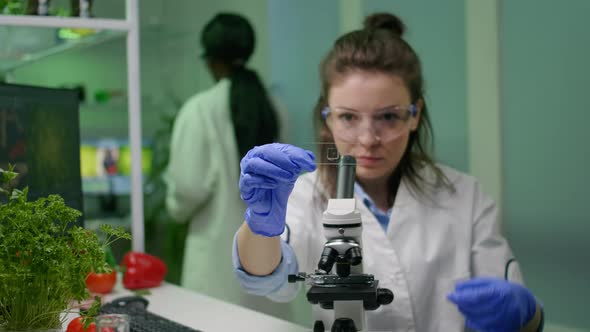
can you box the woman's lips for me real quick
[356,156,383,167]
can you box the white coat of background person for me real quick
[164,13,281,308]
[233,13,545,332]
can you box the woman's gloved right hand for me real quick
[239,143,316,237]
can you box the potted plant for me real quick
[0,167,130,332]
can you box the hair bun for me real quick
[363,13,406,37]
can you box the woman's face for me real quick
[327,71,420,184]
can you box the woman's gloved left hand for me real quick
[447,277,537,332]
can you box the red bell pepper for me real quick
[121,252,167,289]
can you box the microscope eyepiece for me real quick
[336,156,356,199]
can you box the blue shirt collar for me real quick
[354,182,392,231]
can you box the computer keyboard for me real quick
[99,296,203,332]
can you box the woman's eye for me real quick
[338,113,356,121]
[379,112,401,121]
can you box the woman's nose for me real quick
[357,127,381,147]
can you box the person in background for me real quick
[233,12,544,332]
[165,13,280,306]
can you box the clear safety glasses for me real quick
[322,104,418,143]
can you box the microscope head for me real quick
[322,198,362,239]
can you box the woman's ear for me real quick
[411,99,423,131]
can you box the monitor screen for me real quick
[0,83,83,226]
[80,138,152,195]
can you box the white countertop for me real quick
[63,281,307,332]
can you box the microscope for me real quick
[289,156,394,332]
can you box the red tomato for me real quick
[85,270,117,294]
[66,316,96,332]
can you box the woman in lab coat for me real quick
[233,13,544,331]
[165,13,280,306]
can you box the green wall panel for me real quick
[501,0,590,328]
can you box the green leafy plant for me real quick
[0,166,131,331]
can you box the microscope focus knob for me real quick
[377,288,394,305]
[288,274,306,283]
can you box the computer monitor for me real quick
[0,83,83,226]
[80,138,153,195]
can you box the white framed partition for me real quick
[0,0,145,252]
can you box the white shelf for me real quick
[0,26,125,73]
[0,14,130,73]
[0,14,131,30]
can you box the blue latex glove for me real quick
[239,143,316,237]
[447,277,537,332]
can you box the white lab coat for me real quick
[281,165,523,331]
[165,78,246,303]
[165,79,298,318]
